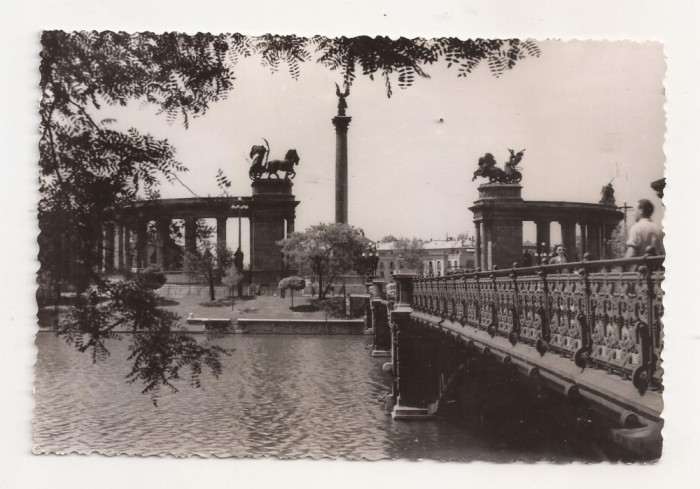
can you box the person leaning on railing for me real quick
[625,199,665,259]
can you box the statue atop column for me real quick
[599,181,616,206]
[335,82,350,116]
[472,149,525,184]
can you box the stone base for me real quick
[252,178,293,195]
[371,350,391,358]
[477,183,523,201]
[391,402,437,420]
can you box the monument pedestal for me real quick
[250,179,297,288]
[470,183,524,270]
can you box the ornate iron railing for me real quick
[411,255,664,395]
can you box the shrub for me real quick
[137,265,167,290]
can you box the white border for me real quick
[1,1,698,488]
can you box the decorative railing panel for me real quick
[410,256,665,394]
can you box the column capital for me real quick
[332,115,352,132]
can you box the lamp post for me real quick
[231,197,248,297]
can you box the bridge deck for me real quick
[412,311,663,424]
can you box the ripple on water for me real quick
[34,334,527,460]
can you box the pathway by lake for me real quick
[34,333,582,460]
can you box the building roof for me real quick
[376,239,474,252]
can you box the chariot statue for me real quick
[599,181,616,206]
[248,138,300,181]
[472,149,525,184]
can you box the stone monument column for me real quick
[184,217,197,256]
[123,225,132,271]
[103,222,115,273]
[216,216,227,266]
[474,221,482,269]
[560,221,578,261]
[157,219,171,270]
[333,115,351,224]
[535,220,551,257]
[332,82,351,224]
[135,220,147,269]
[117,224,125,272]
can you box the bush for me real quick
[137,265,167,290]
[278,276,306,291]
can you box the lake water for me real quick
[34,333,577,460]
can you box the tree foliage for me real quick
[389,237,425,274]
[38,31,538,395]
[221,266,244,306]
[278,224,367,299]
[183,243,234,301]
[278,276,306,308]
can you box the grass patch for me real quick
[199,298,233,307]
[308,298,347,318]
[290,304,320,313]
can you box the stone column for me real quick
[490,218,523,269]
[474,221,482,270]
[332,115,351,224]
[603,224,614,259]
[184,217,197,256]
[124,225,132,272]
[536,220,551,256]
[135,220,147,270]
[580,223,588,256]
[483,221,492,270]
[560,221,578,262]
[117,224,125,272]
[103,222,115,273]
[157,219,171,270]
[216,216,227,266]
[287,215,295,236]
[96,225,104,272]
[586,224,601,260]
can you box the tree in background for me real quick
[221,266,244,309]
[184,244,234,301]
[608,223,628,258]
[393,237,425,273]
[278,223,367,300]
[278,276,306,308]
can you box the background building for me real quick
[376,238,476,279]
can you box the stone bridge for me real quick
[368,254,664,459]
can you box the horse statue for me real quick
[472,149,525,184]
[265,149,300,179]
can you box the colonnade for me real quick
[470,184,623,271]
[473,219,615,270]
[97,181,299,287]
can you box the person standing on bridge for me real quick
[625,199,665,258]
[548,245,568,265]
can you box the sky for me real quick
[103,39,666,252]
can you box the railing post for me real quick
[574,253,593,369]
[475,269,482,329]
[535,264,551,356]
[632,249,661,394]
[509,263,521,346]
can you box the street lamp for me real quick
[230,197,248,296]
